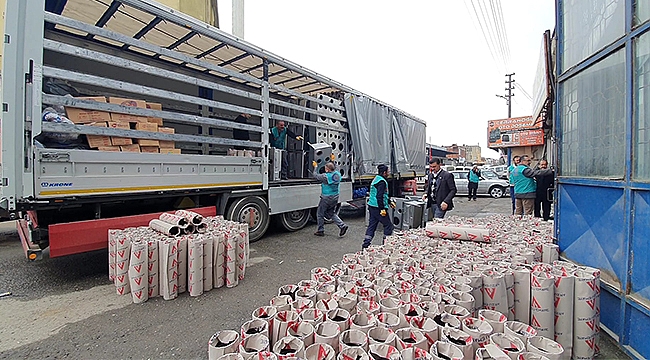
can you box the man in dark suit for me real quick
[534,159,554,221]
[423,158,457,219]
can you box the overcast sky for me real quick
[218,1,555,158]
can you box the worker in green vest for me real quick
[312,161,348,237]
[512,155,553,216]
[467,165,481,201]
[270,120,303,180]
[362,164,395,249]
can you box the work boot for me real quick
[339,225,349,237]
[314,231,324,237]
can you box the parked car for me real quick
[450,170,510,198]
[487,165,509,179]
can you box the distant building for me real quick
[444,144,465,163]
[442,144,481,164]
[464,144,482,163]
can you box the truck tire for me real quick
[489,186,505,199]
[226,196,269,243]
[278,209,311,232]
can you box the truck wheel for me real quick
[489,186,505,199]
[226,196,269,243]
[278,209,311,232]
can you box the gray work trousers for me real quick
[317,195,345,232]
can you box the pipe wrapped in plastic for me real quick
[175,209,204,225]
[159,213,189,228]
[149,219,181,237]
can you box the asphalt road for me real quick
[0,196,628,359]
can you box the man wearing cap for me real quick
[270,120,303,180]
[312,161,348,237]
[362,164,394,249]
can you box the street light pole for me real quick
[496,73,515,118]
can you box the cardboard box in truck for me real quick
[146,102,164,126]
[97,146,121,152]
[120,144,141,152]
[86,121,112,148]
[108,121,132,146]
[158,127,175,148]
[140,146,160,153]
[161,148,181,154]
[135,122,159,146]
[65,96,112,124]
[108,97,148,123]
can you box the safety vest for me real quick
[512,164,536,194]
[469,170,480,183]
[321,171,341,197]
[270,127,287,149]
[368,175,389,208]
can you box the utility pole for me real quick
[496,73,515,118]
[232,0,244,38]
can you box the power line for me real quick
[464,0,512,75]
[466,0,503,73]
[494,0,511,66]
[476,0,506,70]
[515,83,533,101]
[489,0,510,69]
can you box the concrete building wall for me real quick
[0,0,5,66]
[464,145,481,163]
[157,0,219,27]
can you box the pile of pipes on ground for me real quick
[108,211,249,303]
[207,215,600,360]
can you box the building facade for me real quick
[555,1,650,358]
[464,145,481,163]
[443,144,481,164]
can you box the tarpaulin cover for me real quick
[344,94,425,176]
[394,111,426,175]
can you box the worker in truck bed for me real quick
[270,120,303,180]
[232,113,252,150]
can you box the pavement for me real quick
[0,195,629,359]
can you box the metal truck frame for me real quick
[2,0,426,260]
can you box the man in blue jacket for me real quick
[270,120,303,180]
[312,161,348,237]
[512,155,553,216]
[362,164,394,249]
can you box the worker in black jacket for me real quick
[534,159,554,221]
[232,113,251,150]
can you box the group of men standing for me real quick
[508,155,554,220]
